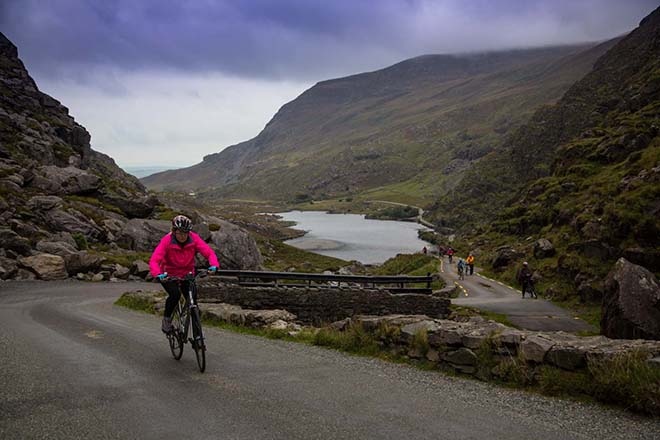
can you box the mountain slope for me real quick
[142,42,618,202]
[433,6,660,299]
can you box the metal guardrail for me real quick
[215,269,434,294]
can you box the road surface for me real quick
[441,258,594,332]
[1,280,656,439]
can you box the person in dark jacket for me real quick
[516,261,536,298]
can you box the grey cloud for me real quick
[1,0,657,83]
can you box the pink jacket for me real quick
[149,231,220,277]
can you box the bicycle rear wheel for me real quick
[190,307,206,372]
[168,304,185,360]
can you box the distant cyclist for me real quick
[149,215,219,333]
[446,247,454,264]
[457,258,466,280]
[516,261,536,299]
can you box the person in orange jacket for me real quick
[466,253,475,275]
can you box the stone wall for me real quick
[198,281,450,324]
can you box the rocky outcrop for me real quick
[601,258,660,340]
[206,216,263,270]
[0,31,163,278]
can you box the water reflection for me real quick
[278,210,432,264]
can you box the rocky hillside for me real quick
[433,7,660,301]
[0,32,262,281]
[142,41,617,203]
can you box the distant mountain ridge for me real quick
[142,41,618,201]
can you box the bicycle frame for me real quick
[163,270,208,371]
[169,272,203,343]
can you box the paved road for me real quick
[1,281,657,439]
[440,258,594,332]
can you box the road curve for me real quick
[1,281,657,439]
[441,258,594,332]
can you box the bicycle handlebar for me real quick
[159,269,209,282]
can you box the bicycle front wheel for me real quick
[169,304,185,360]
[190,307,206,372]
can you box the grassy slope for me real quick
[428,8,660,304]
[143,44,614,206]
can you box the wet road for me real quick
[1,280,656,439]
[442,259,594,332]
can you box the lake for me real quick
[277,210,433,264]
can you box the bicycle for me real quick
[522,279,538,299]
[162,270,208,372]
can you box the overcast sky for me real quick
[1,0,657,168]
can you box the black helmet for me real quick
[172,215,193,232]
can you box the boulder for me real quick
[601,258,660,340]
[202,303,296,328]
[546,344,587,370]
[491,246,523,269]
[27,195,63,211]
[44,208,104,239]
[64,251,104,275]
[8,219,43,238]
[18,253,68,280]
[0,256,18,280]
[36,240,78,256]
[0,228,32,256]
[520,334,555,363]
[34,165,100,195]
[207,218,263,270]
[533,238,555,259]
[399,320,439,343]
[99,193,158,218]
[442,347,478,366]
[113,264,130,280]
[131,260,151,277]
[116,219,170,251]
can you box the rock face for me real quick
[207,217,263,270]
[0,32,159,265]
[0,32,263,281]
[601,258,660,340]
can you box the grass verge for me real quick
[116,293,659,416]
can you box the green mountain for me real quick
[142,41,618,203]
[431,6,660,299]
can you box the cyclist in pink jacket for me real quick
[149,215,219,333]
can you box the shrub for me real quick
[72,232,88,250]
[312,323,380,355]
[588,351,660,415]
[410,328,430,357]
[536,365,592,398]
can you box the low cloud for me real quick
[1,0,657,166]
[38,70,309,167]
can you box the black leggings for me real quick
[160,280,197,318]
